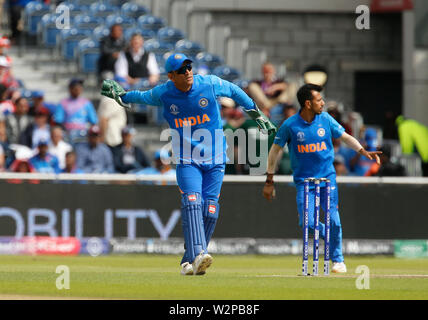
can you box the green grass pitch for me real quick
[0,254,428,300]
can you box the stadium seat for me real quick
[92,25,110,41]
[157,27,185,46]
[124,27,156,42]
[23,1,51,36]
[77,38,100,74]
[195,52,224,72]
[121,2,150,19]
[105,15,136,29]
[213,65,241,82]
[56,1,85,18]
[39,13,61,48]
[60,28,92,61]
[89,3,117,19]
[174,40,204,60]
[137,15,166,32]
[73,0,95,7]
[73,14,104,31]
[144,39,174,61]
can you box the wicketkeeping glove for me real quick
[100,79,130,109]
[243,104,277,135]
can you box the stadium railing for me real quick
[0,173,427,185]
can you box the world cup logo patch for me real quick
[317,128,326,137]
[199,98,208,108]
[170,104,179,115]
[297,131,305,142]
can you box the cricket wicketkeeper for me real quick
[101,53,276,275]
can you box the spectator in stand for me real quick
[333,154,349,176]
[48,125,72,170]
[5,96,31,144]
[29,139,61,174]
[8,0,33,42]
[0,36,12,65]
[395,115,428,176]
[98,95,127,148]
[112,126,149,173]
[54,78,98,144]
[326,100,352,135]
[115,33,160,88]
[248,62,295,117]
[62,150,83,174]
[8,158,39,184]
[348,127,380,176]
[220,97,246,175]
[0,144,5,172]
[0,83,15,115]
[20,106,51,149]
[135,149,176,185]
[75,125,114,173]
[30,90,58,118]
[98,24,126,81]
[365,145,405,177]
[0,55,18,90]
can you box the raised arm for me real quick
[100,79,162,109]
[210,75,277,135]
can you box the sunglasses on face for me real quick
[175,64,192,75]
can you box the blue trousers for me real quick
[177,163,225,264]
[296,182,344,263]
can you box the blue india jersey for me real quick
[274,111,345,185]
[122,75,255,164]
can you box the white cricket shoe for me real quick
[180,262,193,276]
[332,262,347,273]
[192,251,213,275]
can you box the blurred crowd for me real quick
[1,17,428,178]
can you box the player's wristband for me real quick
[265,173,274,184]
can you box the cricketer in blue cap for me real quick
[164,53,193,73]
[101,52,276,276]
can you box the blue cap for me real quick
[365,128,378,151]
[37,139,49,147]
[164,53,192,73]
[32,90,44,98]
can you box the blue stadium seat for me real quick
[77,38,100,74]
[121,2,150,19]
[60,28,92,61]
[73,14,104,30]
[174,40,204,60]
[105,15,136,29]
[143,39,174,64]
[74,0,95,7]
[92,25,110,41]
[89,3,117,19]
[137,15,166,32]
[157,27,185,46]
[105,0,127,6]
[213,65,241,82]
[39,13,61,48]
[55,1,84,18]
[124,27,156,42]
[23,1,50,36]
[196,52,224,71]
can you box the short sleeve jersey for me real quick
[122,74,255,164]
[274,111,345,185]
